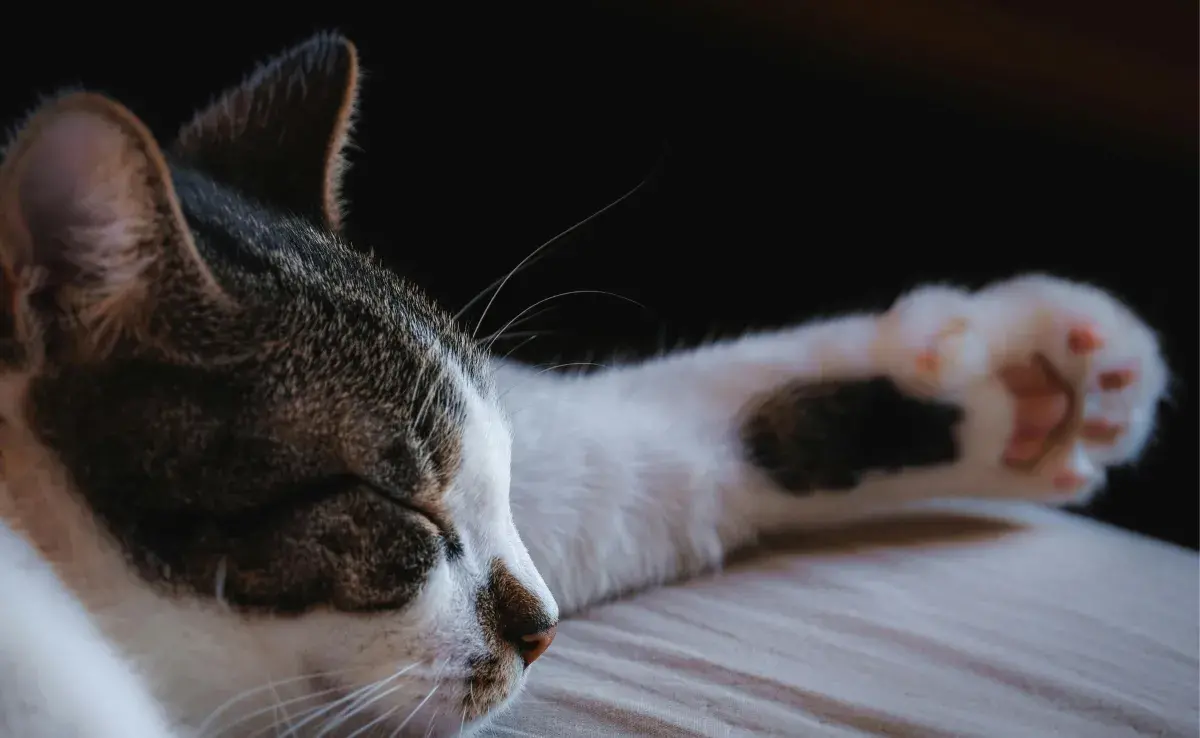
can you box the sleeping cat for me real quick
[0,32,1168,738]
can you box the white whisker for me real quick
[266,676,297,737]
[196,664,374,737]
[231,686,344,738]
[281,663,415,738]
[343,691,411,738]
[421,707,443,738]
[389,684,441,737]
[534,362,606,376]
[318,679,408,737]
[309,664,416,738]
[482,329,553,344]
[500,334,540,361]
[476,306,561,345]
[457,167,658,334]
[282,682,381,738]
[483,289,645,356]
[498,361,610,413]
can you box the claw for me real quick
[1067,324,1104,354]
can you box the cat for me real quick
[0,32,1168,738]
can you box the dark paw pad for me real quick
[741,377,963,495]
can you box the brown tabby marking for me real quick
[0,34,487,615]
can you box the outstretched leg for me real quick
[499,275,1169,614]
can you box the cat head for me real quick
[0,32,557,735]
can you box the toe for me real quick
[1067,324,1104,355]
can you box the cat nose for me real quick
[513,623,557,668]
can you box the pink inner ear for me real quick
[15,111,158,286]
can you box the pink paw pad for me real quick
[1081,419,1125,445]
[1067,324,1104,355]
[915,350,939,375]
[1052,470,1088,491]
[1097,367,1136,392]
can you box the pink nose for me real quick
[518,625,556,668]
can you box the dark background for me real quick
[4,3,1195,548]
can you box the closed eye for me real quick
[359,480,463,558]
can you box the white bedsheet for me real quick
[489,502,1199,737]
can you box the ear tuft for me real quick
[0,93,219,359]
[172,32,361,231]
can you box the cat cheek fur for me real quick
[265,392,556,732]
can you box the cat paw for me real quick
[878,275,1168,502]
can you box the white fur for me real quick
[500,274,1167,614]
[0,522,178,738]
[0,274,1168,736]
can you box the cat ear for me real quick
[0,92,225,360]
[171,32,360,231]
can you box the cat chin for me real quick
[294,652,526,737]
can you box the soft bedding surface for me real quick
[488,502,1199,737]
